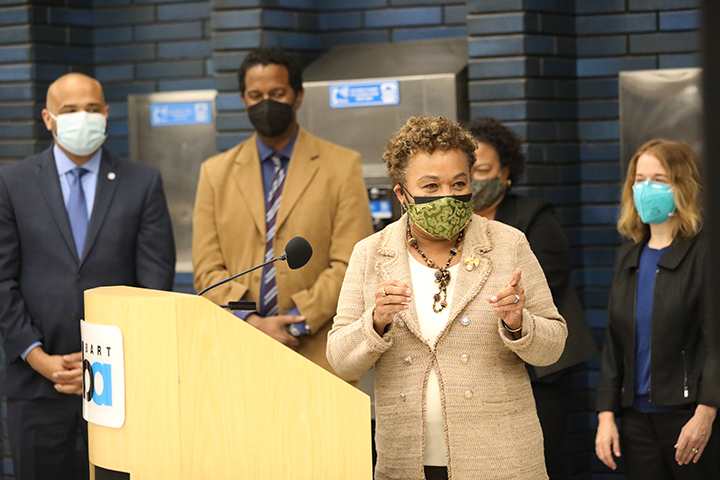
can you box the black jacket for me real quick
[495,194,599,379]
[596,232,720,413]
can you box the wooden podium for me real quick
[84,286,371,479]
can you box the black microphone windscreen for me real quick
[285,236,313,270]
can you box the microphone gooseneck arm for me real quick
[196,253,286,296]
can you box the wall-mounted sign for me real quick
[81,320,125,428]
[150,101,212,127]
[329,80,400,109]
[370,199,392,220]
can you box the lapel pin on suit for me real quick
[107,172,116,180]
[464,254,480,271]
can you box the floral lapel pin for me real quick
[463,254,480,271]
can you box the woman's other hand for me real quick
[487,268,525,329]
[675,404,717,465]
[596,411,622,470]
[374,280,412,336]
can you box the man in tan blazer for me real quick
[192,48,373,379]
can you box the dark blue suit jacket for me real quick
[0,146,175,399]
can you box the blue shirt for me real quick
[22,145,102,361]
[235,131,302,322]
[632,242,680,413]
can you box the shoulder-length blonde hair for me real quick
[618,139,702,243]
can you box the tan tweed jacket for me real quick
[327,215,567,480]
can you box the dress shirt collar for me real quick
[53,143,102,177]
[256,128,299,163]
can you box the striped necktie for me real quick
[67,167,89,259]
[261,154,286,317]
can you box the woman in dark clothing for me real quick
[463,118,599,472]
[595,139,719,479]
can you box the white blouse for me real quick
[408,255,460,467]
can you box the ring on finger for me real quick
[692,448,699,454]
[380,287,387,297]
[513,293,520,304]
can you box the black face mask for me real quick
[402,186,472,205]
[247,99,294,138]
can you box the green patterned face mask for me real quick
[403,189,474,239]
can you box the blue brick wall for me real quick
[211,0,467,151]
[467,1,701,478]
[0,2,94,163]
[29,0,481,154]
[0,1,704,479]
[93,0,214,156]
[574,3,699,478]
[0,1,90,467]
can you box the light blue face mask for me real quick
[632,180,676,225]
[48,110,107,156]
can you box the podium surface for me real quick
[84,286,371,479]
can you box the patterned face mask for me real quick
[403,188,474,239]
[471,176,507,211]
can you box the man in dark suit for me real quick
[0,73,175,479]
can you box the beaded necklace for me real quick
[407,221,464,313]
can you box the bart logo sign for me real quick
[81,320,125,428]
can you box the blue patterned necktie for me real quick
[261,154,286,317]
[67,167,89,258]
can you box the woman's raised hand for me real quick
[487,268,525,330]
[373,280,412,336]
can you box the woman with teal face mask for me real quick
[327,115,567,480]
[596,139,719,479]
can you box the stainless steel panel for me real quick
[299,74,462,188]
[303,37,468,82]
[128,90,218,273]
[619,68,703,170]
[299,38,469,190]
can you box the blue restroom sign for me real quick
[370,199,392,219]
[151,101,212,126]
[329,80,400,109]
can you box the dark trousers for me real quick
[7,396,89,480]
[424,466,448,480]
[531,369,572,473]
[621,406,720,480]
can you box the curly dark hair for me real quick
[382,115,477,186]
[238,48,303,96]
[462,117,525,184]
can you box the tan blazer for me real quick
[193,128,373,377]
[327,215,568,479]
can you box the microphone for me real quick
[196,236,313,297]
[282,236,313,270]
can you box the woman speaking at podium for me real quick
[327,115,567,480]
